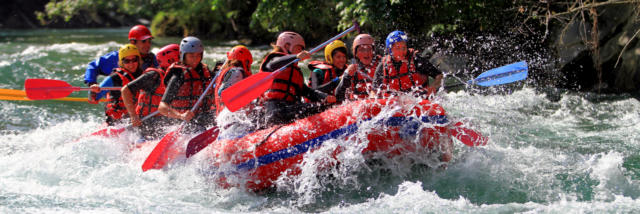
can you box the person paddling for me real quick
[307,40,348,94]
[335,34,380,102]
[214,45,254,115]
[120,44,180,140]
[86,25,158,104]
[158,37,216,134]
[258,31,336,127]
[373,30,443,98]
[89,44,144,126]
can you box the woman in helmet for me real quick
[214,45,254,115]
[89,44,144,126]
[120,44,180,140]
[307,40,349,94]
[373,30,443,98]
[259,31,336,127]
[86,25,158,104]
[335,34,380,101]
[158,37,216,133]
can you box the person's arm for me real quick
[414,53,443,88]
[300,84,336,103]
[264,54,299,72]
[335,64,356,101]
[84,51,118,86]
[121,85,140,126]
[159,74,194,121]
[121,72,159,126]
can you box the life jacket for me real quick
[260,52,305,103]
[381,49,428,93]
[166,63,214,113]
[105,68,138,120]
[134,67,166,117]
[214,66,252,115]
[348,56,379,100]
[307,61,338,87]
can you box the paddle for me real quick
[450,122,488,147]
[88,111,160,137]
[141,76,216,172]
[222,22,360,112]
[24,79,120,100]
[184,126,220,158]
[0,88,106,102]
[444,61,528,89]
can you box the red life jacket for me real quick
[381,49,428,92]
[260,52,305,103]
[105,68,138,120]
[348,56,379,100]
[135,67,166,117]
[307,61,338,87]
[166,63,214,113]
[214,66,252,115]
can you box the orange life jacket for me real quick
[166,63,214,113]
[348,56,379,100]
[381,49,428,92]
[307,61,338,86]
[135,67,166,117]
[214,66,252,115]
[260,52,305,103]
[105,68,138,120]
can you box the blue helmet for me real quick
[180,36,204,62]
[385,30,408,50]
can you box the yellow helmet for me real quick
[118,44,141,64]
[324,40,347,64]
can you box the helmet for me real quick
[385,30,408,50]
[118,44,141,64]
[179,36,204,62]
[157,44,180,68]
[324,40,347,64]
[352,34,374,54]
[128,25,153,41]
[276,31,305,54]
[227,45,253,70]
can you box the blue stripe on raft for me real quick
[236,115,449,171]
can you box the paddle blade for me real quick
[89,127,126,137]
[24,79,75,100]
[185,126,219,158]
[470,61,528,87]
[221,72,274,112]
[450,122,488,147]
[142,130,179,171]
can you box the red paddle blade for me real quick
[450,122,488,147]
[142,130,180,171]
[24,79,76,100]
[89,127,126,137]
[221,72,274,112]
[185,126,219,158]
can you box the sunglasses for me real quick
[122,57,139,64]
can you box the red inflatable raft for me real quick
[199,98,457,191]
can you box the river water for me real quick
[1,28,639,213]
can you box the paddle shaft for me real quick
[27,86,121,91]
[225,23,359,103]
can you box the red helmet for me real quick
[128,25,153,41]
[276,31,305,54]
[156,44,180,68]
[227,45,253,66]
[352,34,374,54]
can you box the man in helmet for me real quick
[89,44,145,126]
[158,37,216,133]
[307,40,349,94]
[120,44,180,140]
[335,33,381,101]
[258,31,336,127]
[85,25,159,104]
[373,30,443,98]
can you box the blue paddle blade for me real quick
[468,61,528,87]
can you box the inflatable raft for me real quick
[198,98,455,191]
